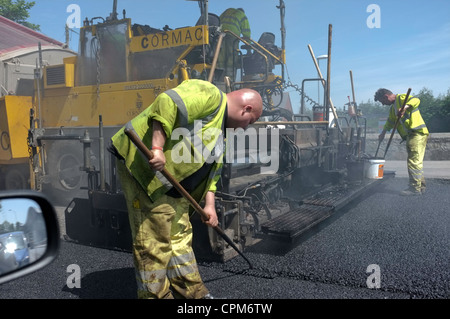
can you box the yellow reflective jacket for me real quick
[111,79,227,203]
[383,94,429,140]
[220,8,251,38]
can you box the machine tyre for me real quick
[47,143,83,191]
[3,167,28,190]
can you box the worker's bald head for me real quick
[226,89,263,129]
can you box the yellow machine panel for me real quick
[44,63,75,89]
[24,1,289,200]
[130,25,209,53]
[39,79,180,128]
[0,96,32,163]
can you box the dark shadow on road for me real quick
[62,268,137,299]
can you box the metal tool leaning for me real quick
[124,127,254,270]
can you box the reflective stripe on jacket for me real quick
[111,79,227,203]
[220,8,251,38]
[383,94,429,139]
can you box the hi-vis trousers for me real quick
[217,34,238,80]
[116,159,209,299]
[406,131,428,192]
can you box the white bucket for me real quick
[365,159,385,179]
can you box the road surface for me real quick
[0,173,448,302]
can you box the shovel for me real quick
[378,88,412,159]
[124,128,254,269]
[374,138,383,159]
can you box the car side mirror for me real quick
[0,190,59,285]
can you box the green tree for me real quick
[415,87,435,124]
[358,88,450,132]
[0,0,40,31]
[416,87,450,132]
[357,99,390,132]
[354,88,450,133]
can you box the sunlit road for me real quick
[0,175,449,301]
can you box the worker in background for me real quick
[110,79,263,299]
[374,88,429,196]
[218,8,251,80]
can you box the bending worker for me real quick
[374,88,429,196]
[218,8,251,80]
[110,79,263,299]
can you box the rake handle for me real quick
[383,88,411,158]
[124,128,253,268]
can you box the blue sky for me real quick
[0,198,41,224]
[28,0,450,112]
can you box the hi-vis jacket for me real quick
[383,94,429,140]
[220,8,251,38]
[111,79,227,203]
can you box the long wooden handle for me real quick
[124,128,254,268]
[307,43,342,134]
[124,128,208,220]
[208,32,225,83]
[349,70,360,127]
[383,88,411,158]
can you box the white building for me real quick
[0,15,75,97]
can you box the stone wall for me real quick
[364,133,450,160]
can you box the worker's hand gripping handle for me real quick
[124,128,253,269]
[124,128,207,220]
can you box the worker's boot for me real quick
[420,178,426,194]
[400,187,422,196]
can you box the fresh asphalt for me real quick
[0,163,449,301]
